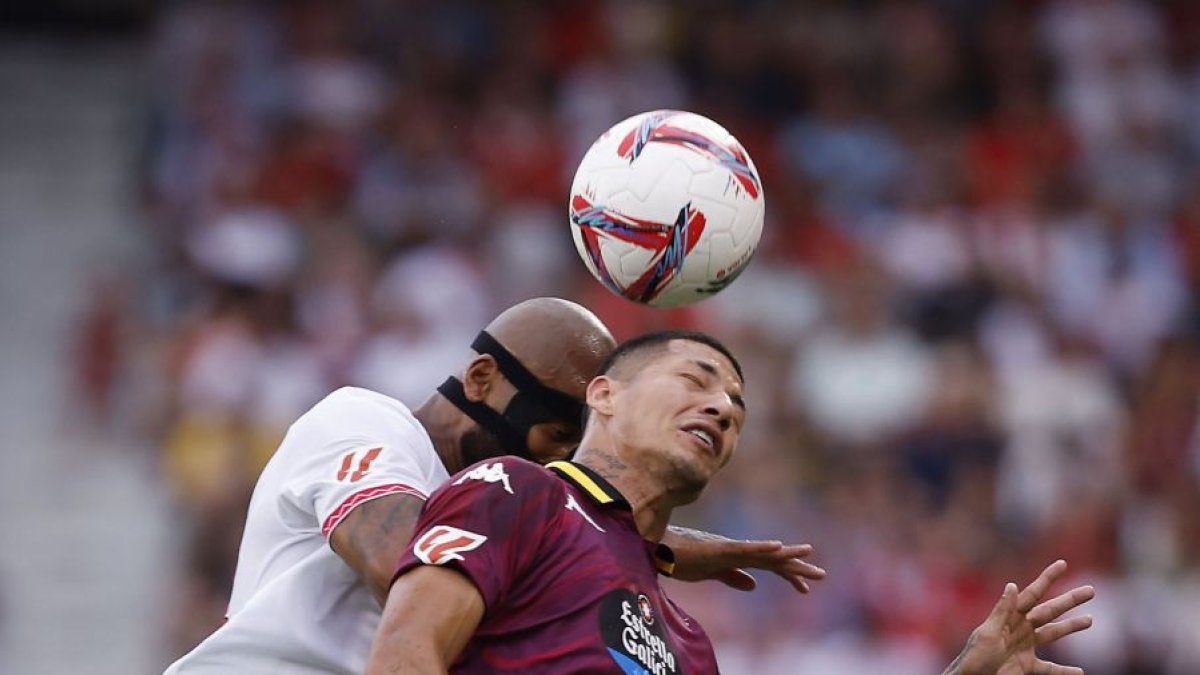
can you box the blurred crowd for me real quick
[76,0,1200,672]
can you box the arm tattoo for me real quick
[331,493,426,603]
[344,494,424,557]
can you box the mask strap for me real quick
[437,377,532,459]
[470,331,585,424]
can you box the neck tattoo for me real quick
[583,450,628,483]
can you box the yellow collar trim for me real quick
[546,461,618,506]
[654,545,676,577]
[547,461,675,576]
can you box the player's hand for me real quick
[662,526,826,593]
[943,560,1095,675]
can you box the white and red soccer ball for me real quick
[569,110,764,308]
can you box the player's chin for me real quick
[665,451,714,499]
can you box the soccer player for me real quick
[367,330,1095,674]
[165,300,824,675]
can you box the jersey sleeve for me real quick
[393,457,560,612]
[278,391,435,539]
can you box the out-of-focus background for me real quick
[2,0,1199,673]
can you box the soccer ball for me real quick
[568,110,764,308]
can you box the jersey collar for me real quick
[546,460,676,577]
[546,461,631,510]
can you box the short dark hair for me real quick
[597,330,744,382]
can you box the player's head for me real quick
[580,330,745,501]
[437,297,616,468]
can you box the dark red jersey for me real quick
[394,457,720,674]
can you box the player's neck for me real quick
[573,449,679,543]
[412,395,468,473]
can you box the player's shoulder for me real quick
[274,386,432,475]
[452,456,555,485]
[317,385,412,414]
[443,457,563,500]
[300,386,418,429]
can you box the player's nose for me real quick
[701,395,734,431]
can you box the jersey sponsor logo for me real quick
[337,447,382,483]
[600,589,678,675]
[413,525,487,565]
[452,462,514,494]
[565,493,605,532]
[638,594,655,626]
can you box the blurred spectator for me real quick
[706,219,825,349]
[1126,338,1200,496]
[556,1,687,161]
[1171,181,1200,329]
[282,3,387,133]
[995,331,1125,533]
[349,244,487,406]
[896,343,1002,512]
[1041,0,1180,154]
[161,285,325,510]
[70,274,131,428]
[352,93,482,243]
[185,200,302,288]
[778,73,908,226]
[1043,201,1186,373]
[483,202,577,306]
[787,262,935,447]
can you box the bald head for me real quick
[485,298,615,400]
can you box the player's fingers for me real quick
[984,582,1019,627]
[1030,658,1084,675]
[772,569,812,593]
[727,539,785,555]
[1028,586,1095,626]
[716,568,758,591]
[774,543,815,559]
[740,544,814,564]
[773,557,827,580]
[1036,615,1093,645]
[795,560,827,579]
[1018,560,1069,613]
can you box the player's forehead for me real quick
[660,340,741,384]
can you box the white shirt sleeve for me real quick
[277,387,435,539]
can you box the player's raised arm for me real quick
[367,565,484,675]
[942,560,1095,675]
[329,492,426,603]
[663,525,827,593]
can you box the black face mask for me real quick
[437,331,586,461]
[458,424,507,467]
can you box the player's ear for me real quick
[462,355,500,402]
[586,376,617,417]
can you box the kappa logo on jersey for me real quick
[413,525,488,565]
[452,462,514,494]
[566,493,605,532]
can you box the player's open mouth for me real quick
[680,423,720,457]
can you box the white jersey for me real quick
[165,387,450,675]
